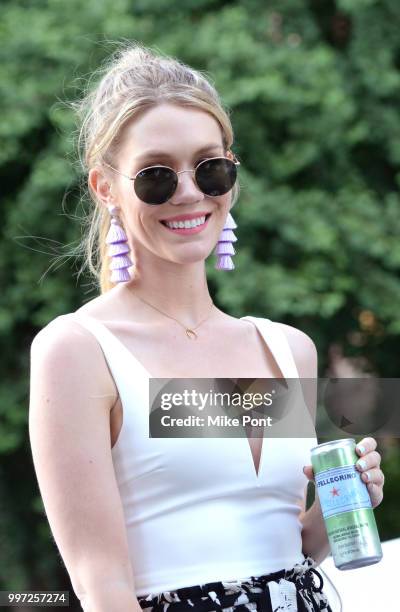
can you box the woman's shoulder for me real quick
[31,285,123,364]
[254,316,318,378]
[30,310,106,368]
[272,320,316,350]
[247,315,315,346]
[30,304,118,406]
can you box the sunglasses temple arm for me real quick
[103,161,134,181]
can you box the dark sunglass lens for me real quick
[134,167,178,205]
[195,158,237,196]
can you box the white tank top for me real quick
[60,313,318,597]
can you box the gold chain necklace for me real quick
[133,293,215,340]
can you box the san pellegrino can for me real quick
[310,438,383,570]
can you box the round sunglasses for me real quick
[102,155,240,205]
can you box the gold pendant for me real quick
[185,328,197,340]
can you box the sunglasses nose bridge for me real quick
[175,168,196,182]
[172,168,203,199]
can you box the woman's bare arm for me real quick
[29,318,142,611]
[277,323,331,564]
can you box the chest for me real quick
[109,318,284,379]
[109,321,285,468]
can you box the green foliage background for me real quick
[1,0,399,605]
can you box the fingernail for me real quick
[357,459,367,470]
[362,471,370,482]
[356,444,366,455]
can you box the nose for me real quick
[169,169,205,206]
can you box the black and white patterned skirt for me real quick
[137,556,335,612]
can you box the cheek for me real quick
[216,194,233,216]
[136,209,162,240]
[119,202,152,242]
[119,180,134,203]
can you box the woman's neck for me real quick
[120,267,215,328]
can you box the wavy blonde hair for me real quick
[70,41,239,294]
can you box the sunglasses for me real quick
[102,155,240,205]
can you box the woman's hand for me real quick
[354,436,385,508]
[303,436,385,509]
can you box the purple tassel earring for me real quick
[214,211,237,270]
[106,204,133,283]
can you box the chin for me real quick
[173,255,208,266]
[168,248,211,265]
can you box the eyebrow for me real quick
[133,144,223,165]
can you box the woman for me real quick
[29,43,384,612]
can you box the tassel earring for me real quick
[214,211,237,270]
[106,204,133,283]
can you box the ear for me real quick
[88,167,113,208]
[226,150,240,165]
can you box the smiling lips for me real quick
[160,211,211,222]
[160,213,211,234]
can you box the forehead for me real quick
[118,103,224,159]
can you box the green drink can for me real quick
[310,438,383,570]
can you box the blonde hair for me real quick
[70,40,239,294]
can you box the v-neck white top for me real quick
[58,312,318,596]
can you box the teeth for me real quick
[165,215,206,229]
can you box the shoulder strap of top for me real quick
[68,312,120,348]
[241,316,300,379]
[65,312,151,378]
